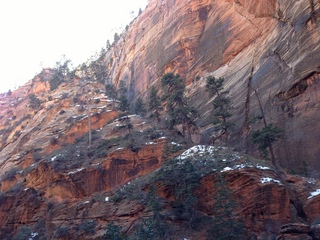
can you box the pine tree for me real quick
[105,83,117,110]
[206,76,233,144]
[114,32,120,42]
[28,94,41,109]
[106,40,111,50]
[134,97,146,116]
[251,123,283,160]
[161,73,198,143]
[118,80,129,112]
[50,59,71,91]
[148,86,162,122]
[250,89,283,167]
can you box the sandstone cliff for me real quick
[104,0,320,175]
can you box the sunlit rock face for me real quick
[106,0,320,173]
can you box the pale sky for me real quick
[0,0,148,93]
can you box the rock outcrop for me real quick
[0,145,320,239]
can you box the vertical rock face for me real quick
[106,0,320,173]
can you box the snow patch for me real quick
[51,154,64,162]
[307,178,316,184]
[256,165,270,170]
[30,232,38,239]
[105,197,109,202]
[178,145,216,160]
[308,189,320,199]
[221,167,232,172]
[260,177,281,184]
[67,168,84,175]
[146,142,156,145]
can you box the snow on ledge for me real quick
[256,165,270,170]
[67,168,84,175]
[260,177,281,184]
[308,189,320,199]
[178,145,216,160]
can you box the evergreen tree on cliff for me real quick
[161,72,198,143]
[148,86,162,122]
[206,76,233,145]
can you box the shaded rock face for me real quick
[106,0,320,174]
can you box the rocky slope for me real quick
[1,140,320,239]
[104,0,320,175]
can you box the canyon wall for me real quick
[106,0,320,174]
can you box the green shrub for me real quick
[55,227,70,238]
[50,137,59,145]
[29,94,41,109]
[78,220,97,235]
[13,226,32,240]
[103,222,124,240]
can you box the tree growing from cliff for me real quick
[134,96,146,116]
[28,94,41,109]
[161,73,198,144]
[114,32,120,42]
[49,58,71,91]
[90,50,108,84]
[205,76,233,145]
[148,86,162,122]
[250,89,283,167]
[105,83,117,109]
[118,80,130,112]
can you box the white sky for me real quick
[0,0,148,93]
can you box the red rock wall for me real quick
[106,0,320,173]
